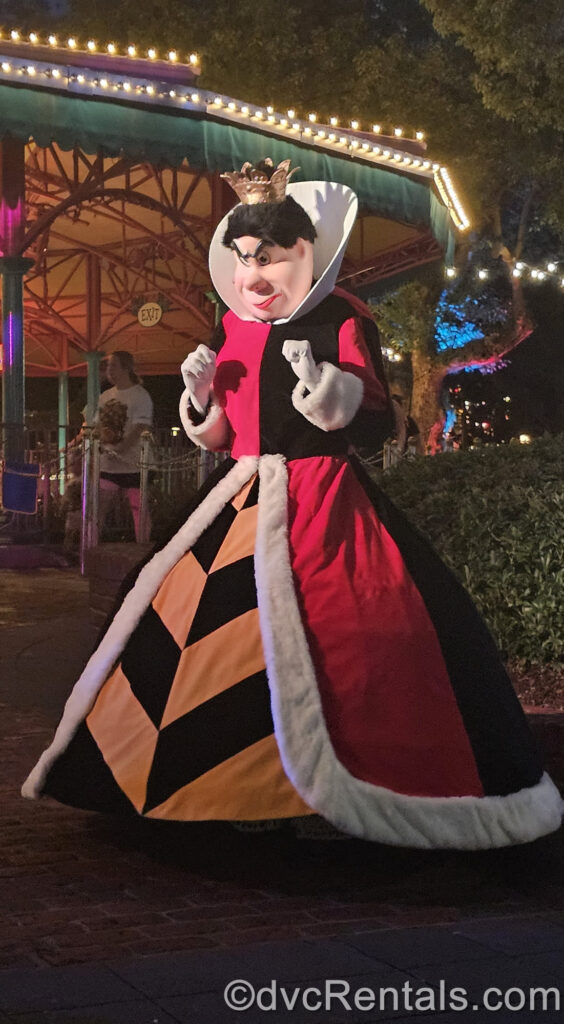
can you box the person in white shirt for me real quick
[96,351,153,541]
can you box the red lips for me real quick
[253,293,281,310]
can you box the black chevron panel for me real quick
[121,605,182,728]
[190,501,238,573]
[185,555,258,647]
[143,670,273,812]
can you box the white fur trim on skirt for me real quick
[22,456,259,800]
[254,454,564,849]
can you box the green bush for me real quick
[377,435,564,666]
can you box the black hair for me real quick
[111,350,140,384]
[222,196,317,249]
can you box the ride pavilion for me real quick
[0,27,468,465]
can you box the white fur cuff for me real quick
[292,362,363,431]
[179,389,229,450]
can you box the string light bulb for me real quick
[0,46,468,235]
[29,33,38,43]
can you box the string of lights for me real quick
[0,28,469,233]
[1,28,199,68]
[445,261,564,287]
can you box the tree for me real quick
[370,267,531,447]
[354,2,562,439]
[370,281,443,442]
[59,0,369,116]
[421,0,564,133]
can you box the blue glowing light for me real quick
[443,407,457,434]
[434,288,511,357]
[434,292,485,352]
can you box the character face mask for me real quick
[231,235,314,321]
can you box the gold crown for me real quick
[221,158,298,205]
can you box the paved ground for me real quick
[0,566,563,1022]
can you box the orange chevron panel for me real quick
[160,607,265,729]
[152,550,208,649]
[86,666,158,812]
[145,733,314,820]
[230,473,257,512]
[209,504,257,574]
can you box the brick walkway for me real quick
[2,700,564,966]
[0,567,563,1021]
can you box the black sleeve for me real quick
[345,316,394,453]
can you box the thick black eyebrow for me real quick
[230,239,270,260]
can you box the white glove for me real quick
[181,344,217,415]
[282,339,321,389]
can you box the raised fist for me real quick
[181,344,216,414]
[282,339,321,389]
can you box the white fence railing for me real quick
[1,426,424,565]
